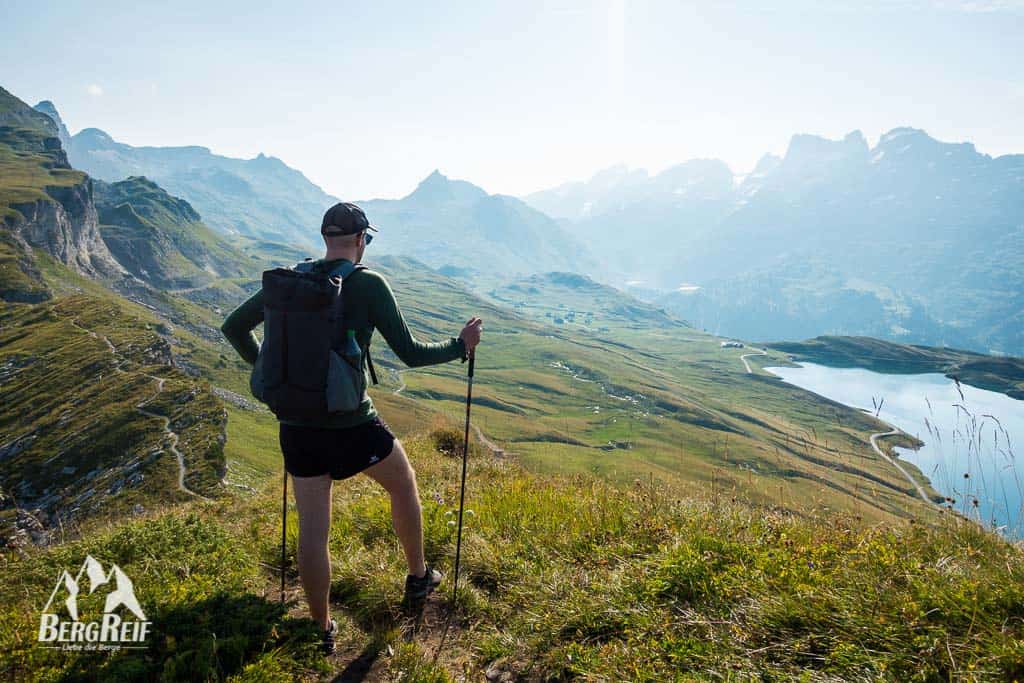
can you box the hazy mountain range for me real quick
[354,169,602,278]
[40,102,337,249]
[523,130,1024,355]
[7,85,1023,356]
[37,101,602,279]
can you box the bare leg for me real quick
[361,439,427,577]
[291,473,333,630]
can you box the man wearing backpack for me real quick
[220,202,483,654]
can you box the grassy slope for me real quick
[95,176,254,290]
[1,430,1022,681]
[767,335,1024,400]
[0,288,227,530]
[0,125,85,218]
[367,257,937,525]
[9,235,943,537]
[70,246,945,525]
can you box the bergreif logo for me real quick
[38,555,151,651]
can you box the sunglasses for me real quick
[323,228,373,245]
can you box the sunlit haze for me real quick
[4,0,1022,199]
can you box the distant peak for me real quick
[414,169,450,189]
[879,127,929,143]
[32,100,70,147]
[783,130,869,166]
[251,152,287,168]
[34,100,59,117]
[75,127,114,142]
[404,169,487,203]
[873,127,977,159]
[843,130,867,146]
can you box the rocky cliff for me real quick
[1,87,127,299]
[8,178,127,281]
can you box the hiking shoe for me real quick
[404,565,443,602]
[321,617,337,655]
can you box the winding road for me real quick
[750,343,937,510]
[391,368,508,458]
[740,347,768,374]
[869,427,936,507]
[69,317,210,500]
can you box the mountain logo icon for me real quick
[42,555,146,621]
[38,555,151,647]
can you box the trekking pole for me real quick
[280,465,287,604]
[434,350,475,660]
[451,351,475,607]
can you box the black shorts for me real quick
[279,416,397,479]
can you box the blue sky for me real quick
[3,1,1022,200]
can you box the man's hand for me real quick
[459,317,483,357]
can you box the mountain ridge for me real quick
[357,168,604,279]
[522,126,1024,355]
[39,103,340,248]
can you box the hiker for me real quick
[220,202,483,653]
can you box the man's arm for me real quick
[368,272,467,367]
[220,288,265,365]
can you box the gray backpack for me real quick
[249,259,376,421]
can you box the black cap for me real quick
[321,202,379,236]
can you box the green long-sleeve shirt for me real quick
[220,257,467,428]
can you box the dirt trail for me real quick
[69,317,211,500]
[136,375,212,500]
[261,567,469,682]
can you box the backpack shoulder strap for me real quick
[326,261,367,280]
[292,258,316,273]
[324,261,376,384]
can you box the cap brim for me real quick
[366,224,379,232]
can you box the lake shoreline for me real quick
[764,360,1024,538]
[765,335,1024,401]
